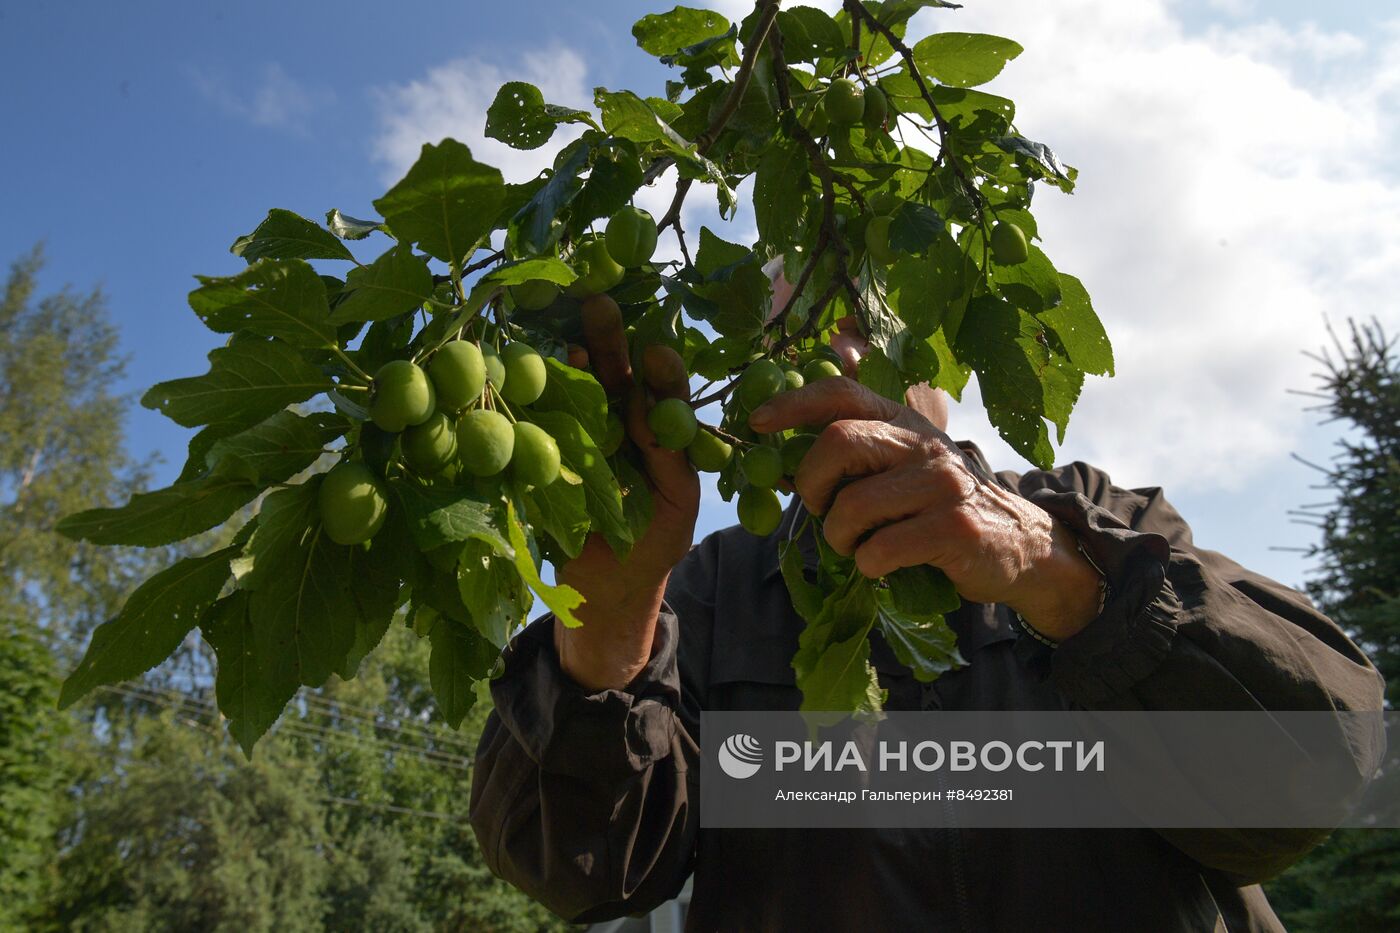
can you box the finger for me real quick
[580,294,632,397]
[641,344,691,400]
[821,471,932,556]
[851,513,943,579]
[748,375,903,434]
[566,343,589,369]
[794,419,925,516]
[625,385,698,502]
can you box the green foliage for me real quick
[55,0,1114,743]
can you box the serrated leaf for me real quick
[142,335,333,430]
[532,357,609,446]
[204,410,348,486]
[615,455,655,545]
[230,208,356,263]
[485,80,595,151]
[202,591,294,758]
[189,260,336,348]
[373,139,506,267]
[594,89,735,216]
[857,347,905,402]
[522,448,589,562]
[325,209,383,240]
[389,480,511,554]
[427,617,498,729]
[886,230,966,339]
[458,538,528,646]
[506,501,584,628]
[990,243,1061,314]
[889,202,944,255]
[777,7,847,61]
[996,135,1075,193]
[780,539,824,621]
[875,594,964,683]
[913,32,1022,88]
[754,139,809,253]
[57,476,259,547]
[59,547,237,708]
[511,140,591,255]
[1040,274,1113,377]
[329,244,434,324]
[792,573,881,713]
[521,409,631,554]
[659,25,738,70]
[685,228,770,339]
[570,141,646,228]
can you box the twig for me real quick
[462,249,505,277]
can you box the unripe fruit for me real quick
[737,485,783,536]
[784,309,805,334]
[318,462,388,545]
[429,341,486,412]
[865,215,897,266]
[990,221,1029,265]
[862,85,889,132]
[642,344,690,400]
[781,432,818,476]
[741,445,784,488]
[868,191,900,215]
[481,343,507,392]
[600,410,626,456]
[565,237,625,297]
[500,342,547,406]
[825,78,865,126]
[401,411,458,475]
[456,409,515,477]
[686,429,733,472]
[784,368,805,392]
[510,422,561,488]
[510,279,559,311]
[803,358,843,382]
[737,359,787,411]
[807,99,830,136]
[647,397,698,450]
[605,206,659,268]
[371,360,435,433]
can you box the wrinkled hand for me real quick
[551,312,700,690]
[749,377,1102,639]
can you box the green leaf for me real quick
[791,573,881,713]
[532,357,609,446]
[633,7,731,58]
[1040,274,1113,377]
[428,617,498,729]
[202,591,293,757]
[373,139,506,267]
[753,139,810,253]
[235,480,399,688]
[913,32,1022,88]
[329,244,433,324]
[510,140,591,255]
[506,501,584,627]
[389,480,511,554]
[325,209,383,240]
[887,564,961,615]
[886,230,966,339]
[875,594,964,683]
[779,539,824,622]
[996,135,1076,193]
[523,464,590,559]
[659,25,738,70]
[204,410,348,486]
[521,409,632,553]
[777,7,847,62]
[990,244,1061,314]
[571,141,646,228]
[142,335,333,430]
[59,547,237,708]
[485,81,596,151]
[594,89,735,216]
[685,228,771,339]
[614,456,655,546]
[56,476,258,547]
[857,347,905,402]
[189,259,337,348]
[889,202,944,256]
[458,538,528,646]
[230,208,356,263]
[485,257,577,288]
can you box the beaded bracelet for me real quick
[1014,532,1110,649]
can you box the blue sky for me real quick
[3,0,1397,591]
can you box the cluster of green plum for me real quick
[317,340,559,547]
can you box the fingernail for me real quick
[749,406,772,430]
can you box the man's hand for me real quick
[551,302,700,691]
[749,377,1104,642]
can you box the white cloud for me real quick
[190,63,330,132]
[883,1,1400,498]
[370,48,592,185]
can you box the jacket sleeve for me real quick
[467,537,716,924]
[1011,460,1386,883]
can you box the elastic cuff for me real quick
[489,607,682,783]
[1025,489,1181,706]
